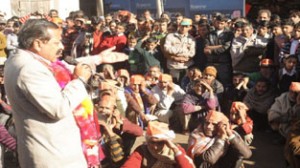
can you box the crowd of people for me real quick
[0,7,299,168]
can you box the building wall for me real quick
[6,0,79,19]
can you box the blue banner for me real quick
[189,0,244,19]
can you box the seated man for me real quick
[144,65,161,89]
[181,65,202,92]
[124,75,158,128]
[222,72,249,116]
[243,77,277,130]
[151,74,185,123]
[121,121,195,168]
[268,82,300,138]
[97,93,143,167]
[188,110,252,168]
[181,79,219,132]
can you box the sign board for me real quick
[189,0,245,19]
[163,0,188,19]
[104,0,132,14]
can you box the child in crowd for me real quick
[230,101,254,145]
[124,36,145,74]
[278,54,298,93]
[135,36,162,72]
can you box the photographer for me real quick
[188,110,252,168]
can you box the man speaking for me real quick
[4,19,127,168]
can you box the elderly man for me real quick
[122,121,195,168]
[125,75,158,128]
[163,18,196,83]
[151,74,185,123]
[4,19,128,168]
[188,110,252,168]
[97,93,143,167]
[268,82,300,138]
[243,78,277,131]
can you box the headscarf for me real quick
[146,121,176,168]
[188,110,228,158]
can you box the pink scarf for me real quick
[50,60,103,167]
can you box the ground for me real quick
[133,130,286,168]
[4,130,286,168]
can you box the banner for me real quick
[189,0,245,19]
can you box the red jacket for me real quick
[91,30,103,55]
[98,34,127,52]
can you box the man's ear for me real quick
[32,39,43,52]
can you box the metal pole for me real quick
[97,0,104,16]
[156,0,162,18]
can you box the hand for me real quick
[140,114,150,123]
[74,63,92,82]
[99,46,129,64]
[244,133,253,145]
[242,77,249,89]
[217,121,228,140]
[200,80,213,93]
[165,139,179,153]
[140,80,147,93]
[243,77,249,85]
[204,48,211,55]
[237,106,247,124]
[112,109,123,125]
[167,82,174,95]
[98,120,115,137]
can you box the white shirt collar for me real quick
[282,67,296,76]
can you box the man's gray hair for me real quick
[18,19,59,49]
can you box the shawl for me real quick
[187,126,215,159]
[50,60,102,166]
[243,87,276,114]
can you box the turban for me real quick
[159,74,173,82]
[146,121,175,140]
[205,110,229,124]
[130,75,145,85]
[231,101,249,114]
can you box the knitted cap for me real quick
[204,66,217,77]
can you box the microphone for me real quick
[64,56,79,65]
